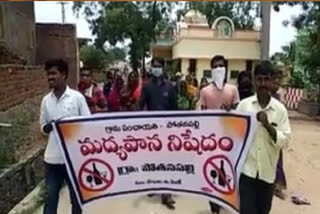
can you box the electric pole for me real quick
[261,1,271,60]
[58,1,68,24]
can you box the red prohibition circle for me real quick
[78,158,114,192]
[202,155,236,195]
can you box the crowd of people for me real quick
[39,55,291,214]
[77,59,206,114]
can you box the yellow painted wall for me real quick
[172,39,260,60]
[176,28,260,41]
[228,60,246,85]
[152,48,172,60]
[196,59,210,81]
[179,58,210,81]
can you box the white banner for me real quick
[54,111,257,214]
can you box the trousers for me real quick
[43,163,82,214]
[239,174,274,214]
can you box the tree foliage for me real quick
[273,2,320,71]
[273,2,320,101]
[106,47,126,62]
[271,41,296,70]
[80,45,106,69]
[80,45,127,69]
[183,1,261,29]
[295,30,320,101]
[273,2,320,29]
[74,1,263,71]
[73,1,179,71]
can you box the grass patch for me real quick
[9,181,47,214]
[0,95,43,169]
[0,110,32,168]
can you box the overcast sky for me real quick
[34,1,301,56]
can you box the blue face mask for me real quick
[151,67,163,77]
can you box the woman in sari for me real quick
[121,71,142,111]
[185,74,198,100]
[107,74,124,112]
[193,77,209,110]
[177,81,193,110]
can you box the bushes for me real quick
[0,96,43,169]
[0,110,31,169]
[289,68,305,89]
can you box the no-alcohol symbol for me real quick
[203,155,236,195]
[78,158,114,192]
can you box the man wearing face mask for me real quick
[139,57,177,210]
[200,55,240,111]
[139,57,177,111]
[200,55,240,214]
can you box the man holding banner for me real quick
[40,59,91,214]
[200,55,240,214]
[139,57,177,209]
[51,60,290,214]
[237,61,291,214]
[53,107,258,214]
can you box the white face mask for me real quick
[212,67,226,90]
[151,67,163,77]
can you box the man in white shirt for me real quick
[40,59,91,214]
[236,61,291,214]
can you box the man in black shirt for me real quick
[139,57,177,210]
[139,58,177,111]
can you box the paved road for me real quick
[36,188,228,214]
[36,119,320,214]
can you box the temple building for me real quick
[151,10,261,84]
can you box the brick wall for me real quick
[0,2,36,64]
[36,23,79,89]
[0,64,47,111]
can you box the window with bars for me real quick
[189,59,197,75]
[203,70,212,79]
[230,70,239,79]
[246,60,253,72]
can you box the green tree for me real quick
[184,1,261,29]
[295,30,320,101]
[106,47,126,62]
[80,45,127,69]
[80,45,106,69]
[273,2,320,101]
[271,41,296,72]
[73,1,178,71]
